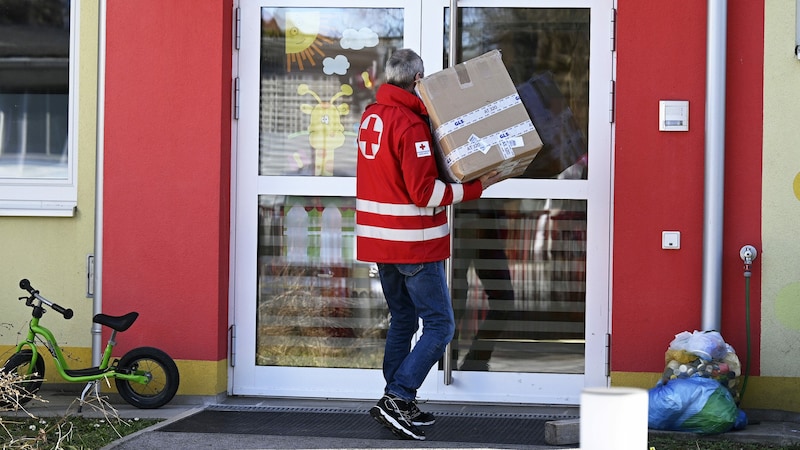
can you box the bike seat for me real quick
[93,312,139,332]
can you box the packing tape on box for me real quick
[433,93,523,141]
[443,120,536,167]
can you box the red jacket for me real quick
[356,83,483,263]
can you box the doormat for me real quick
[160,405,573,446]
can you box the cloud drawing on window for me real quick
[340,27,379,50]
[323,55,351,75]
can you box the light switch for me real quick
[662,231,681,249]
[659,100,689,131]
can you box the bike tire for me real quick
[1,350,45,408]
[115,346,179,409]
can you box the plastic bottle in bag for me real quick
[285,205,309,264]
[320,205,343,265]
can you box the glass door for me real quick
[414,0,613,405]
[232,0,612,404]
[233,0,422,398]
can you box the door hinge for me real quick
[610,8,617,53]
[233,77,240,120]
[605,333,612,378]
[234,7,241,50]
[229,324,236,367]
[608,79,616,124]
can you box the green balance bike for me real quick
[1,279,179,409]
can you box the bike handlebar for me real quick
[18,278,74,320]
[19,278,33,292]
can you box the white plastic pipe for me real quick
[796,0,800,59]
[92,0,108,366]
[701,0,727,332]
[580,387,648,450]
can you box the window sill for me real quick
[0,200,77,217]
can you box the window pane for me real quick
[0,0,70,179]
[452,197,586,373]
[257,195,387,368]
[258,7,404,177]
[446,8,590,180]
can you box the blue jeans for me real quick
[378,261,455,403]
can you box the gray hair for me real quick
[385,49,424,90]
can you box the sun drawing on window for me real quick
[285,11,333,72]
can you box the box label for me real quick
[498,137,523,160]
[467,134,490,155]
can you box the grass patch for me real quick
[1,368,161,449]
[0,415,160,449]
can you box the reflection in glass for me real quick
[257,195,387,368]
[445,8,590,180]
[452,198,586,373]
[0,1,70,179]
[259,8,403,177]
[440,8,590,374]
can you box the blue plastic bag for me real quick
[648,377,747,434]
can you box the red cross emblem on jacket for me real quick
[358,113,383,159]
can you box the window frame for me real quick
[0,0,79,217]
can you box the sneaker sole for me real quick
[412,418,435,426]
[370,406,426,440]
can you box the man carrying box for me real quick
[356,48,501,441]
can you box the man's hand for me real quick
[479,171,503,190]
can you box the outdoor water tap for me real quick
[740,245,757,265]
[740,245,758,276]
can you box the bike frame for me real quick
[15,305,150,385]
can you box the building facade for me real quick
[2,0,797,411]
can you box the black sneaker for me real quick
[459,358,490,371]
[408,401,436,426]
[369,394,426,440]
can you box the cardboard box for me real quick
[416,49,543,183]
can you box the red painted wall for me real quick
[99,0,762,378]
[103,0,233,361]
[613,1,763,373]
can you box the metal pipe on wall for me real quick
[443,0,459,386]
[92,0,107,366]
[701,0,727,332]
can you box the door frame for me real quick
[229,0,613,404]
